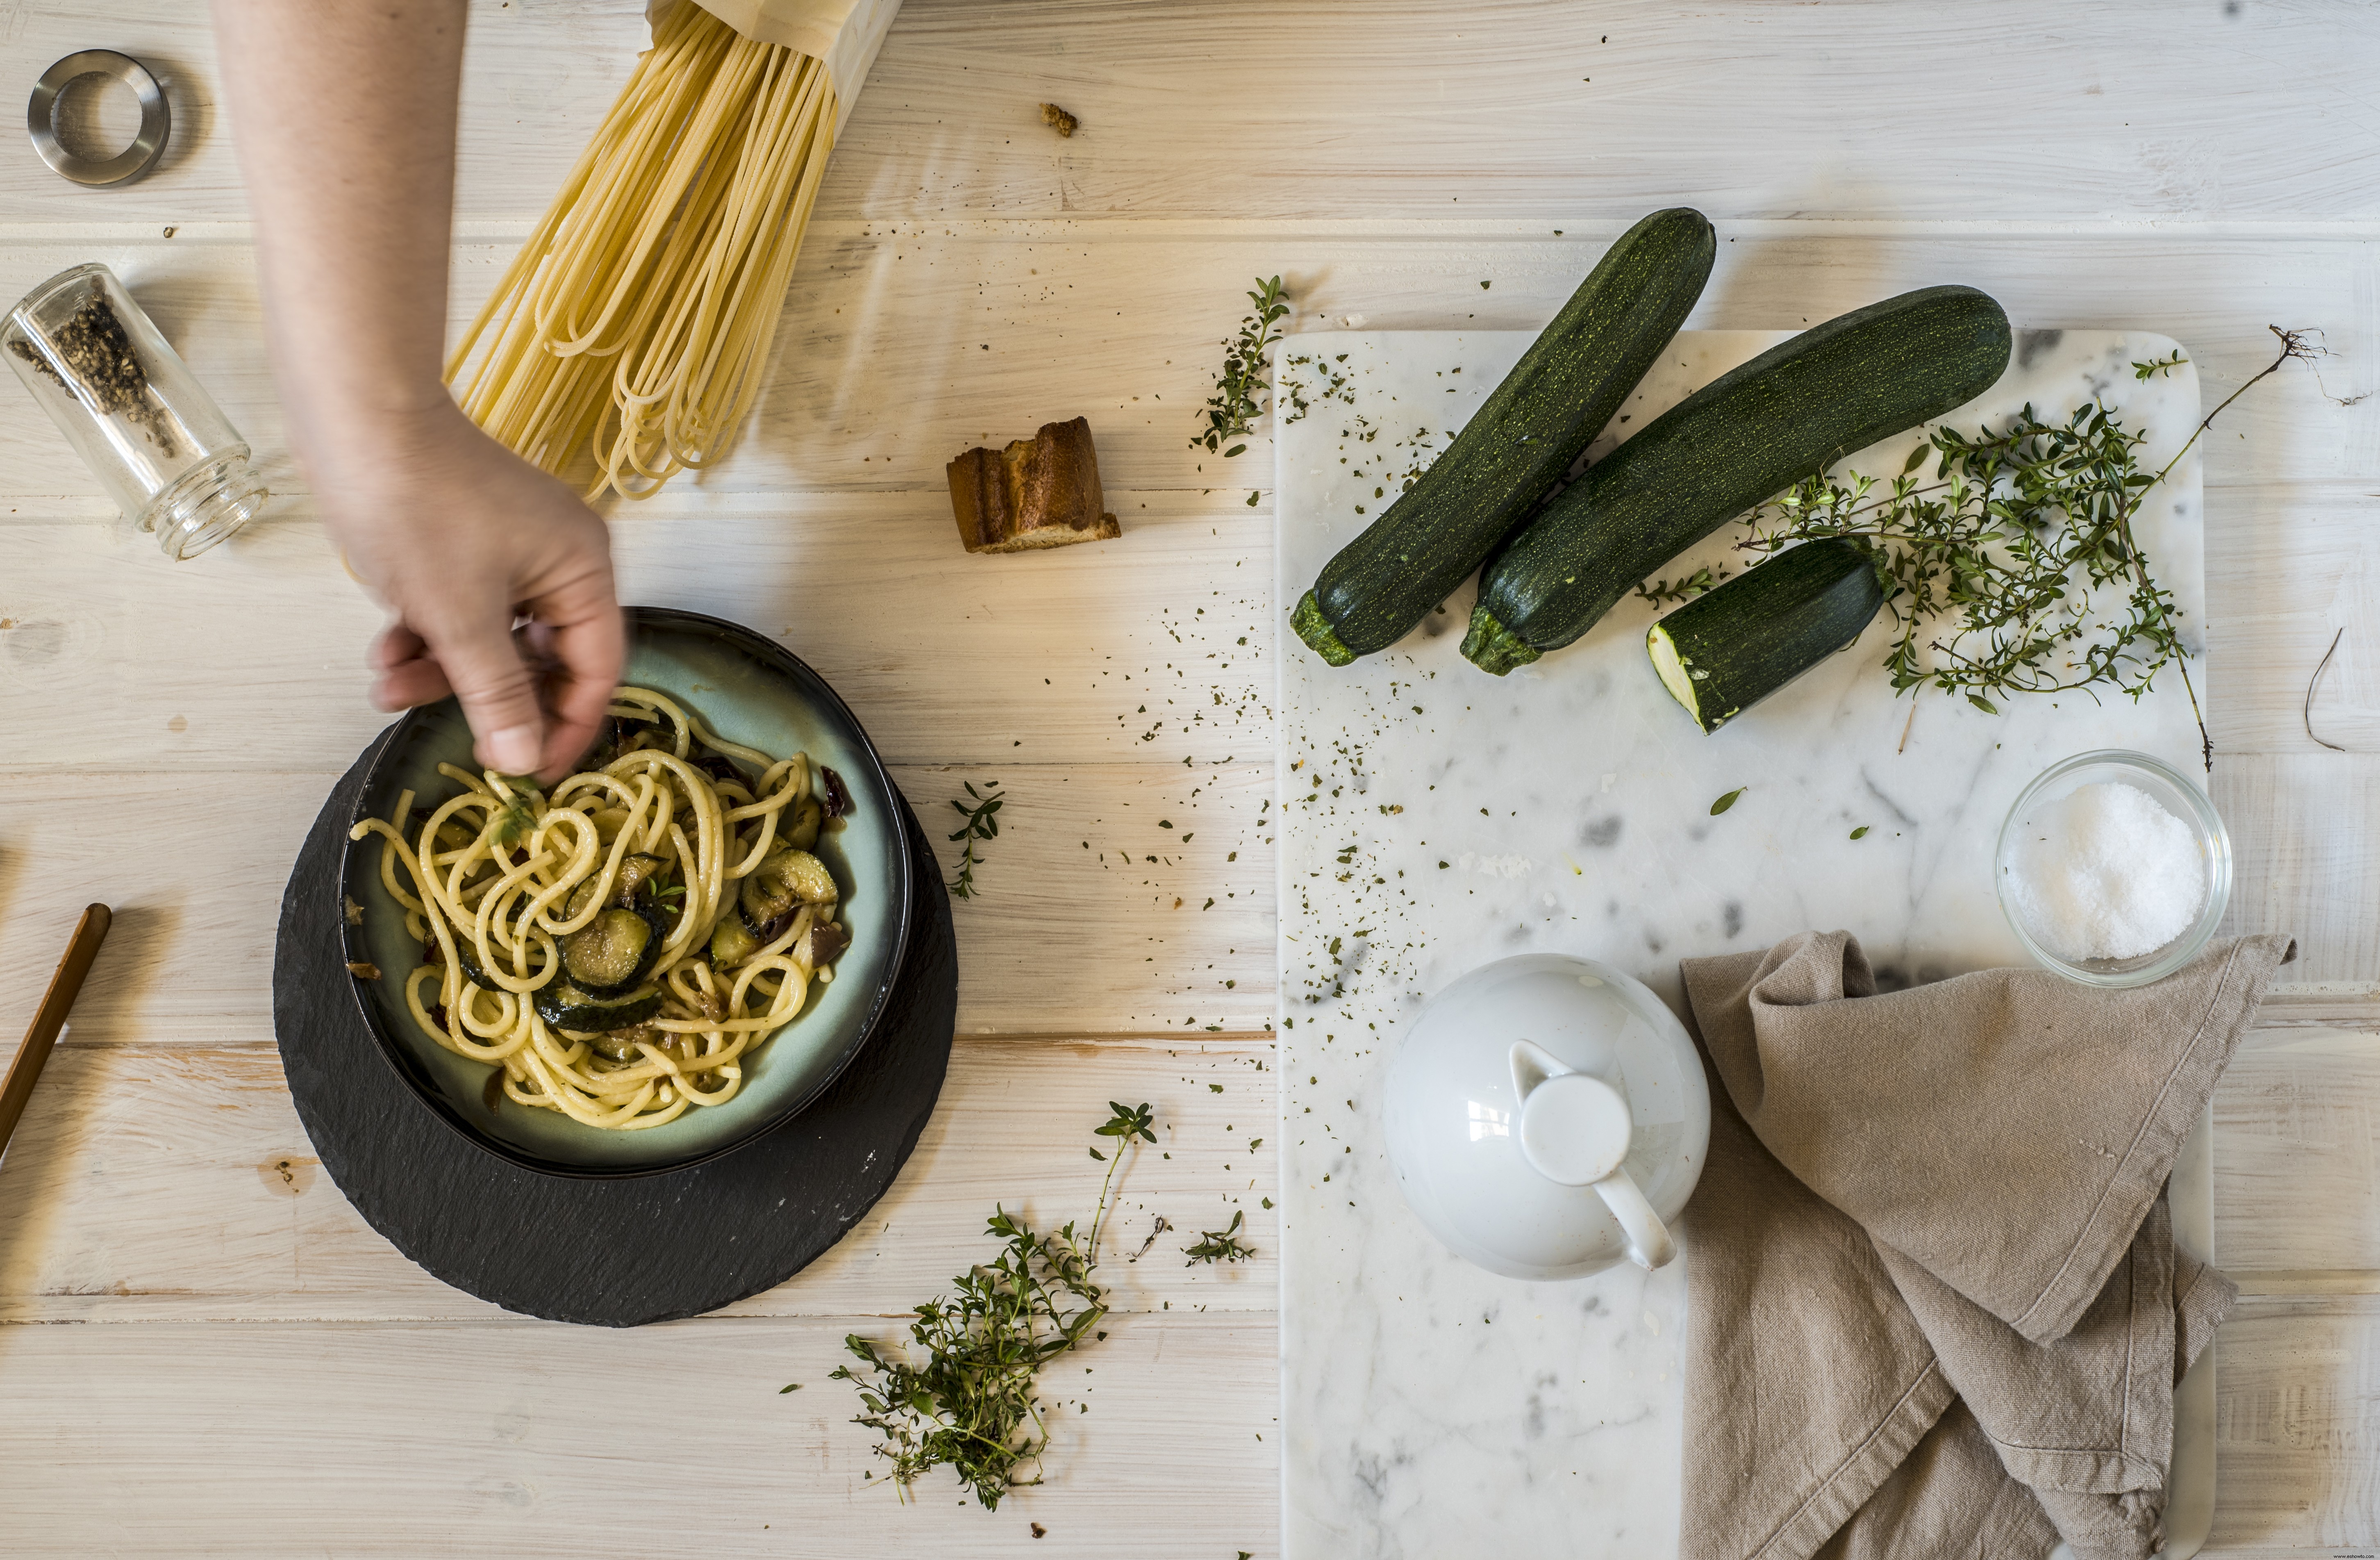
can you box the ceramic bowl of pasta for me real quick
[338,606,914,1177]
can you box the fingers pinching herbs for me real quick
[428,613,550,779]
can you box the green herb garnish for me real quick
[1194,276,1290,456]
[946,781,1005,900]
[832,1103,1155,1509]
[1184,1210,1257,1265]
[1849,825,1871,839]
[1634,564,1729,607]
[2131,349,2189,380]
[489,774,540,848]
[1710,787,1745,815]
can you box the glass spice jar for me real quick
[3,262,268,559]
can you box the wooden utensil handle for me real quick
[0,903,112,1159]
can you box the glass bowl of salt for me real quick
[1996,750,2232,989]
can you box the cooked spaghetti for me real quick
[348,687,851,1131]
[445,0,837,499]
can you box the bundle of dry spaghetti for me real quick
[447,0,900,500]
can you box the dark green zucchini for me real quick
[534,980,664,1033]
[1291,207,1716,665]
[1462,285,2011,674]
[1646,540,1886,732]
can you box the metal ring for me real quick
[27,50,170,188]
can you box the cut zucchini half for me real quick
[1645,539,1886,732]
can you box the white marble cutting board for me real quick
[1273,328,2206,1558]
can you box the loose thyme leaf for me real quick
[1710,787,1746,816]
[945,781,1006,900]
[1184,1209,1257,1265]
[1850,826,1871,840]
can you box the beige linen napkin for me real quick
[1678,930,2294,1560]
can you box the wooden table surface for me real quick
[0,2,2375,1554]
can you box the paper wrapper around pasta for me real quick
[648,0,902,132]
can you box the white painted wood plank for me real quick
[0,1037,1276,1323]
[2219,1028,2380,1283]
[0,1314,1280,1558]
[2248,986,2380,1032]
[0,502,1273,774]
[0,234,2366,506]
[7,1,2380,227]
[2205,487,2380,755]
[2215,754,2380,986]
[0,0,638,226]
[0,765,1275,1045]
[2,1021,2362,1324]
[835,0,2380,226]
[2210,1296,2380,1551]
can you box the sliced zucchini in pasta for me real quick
[709,914,761,969]
[563,903,666,996]
[534,981,664,1032]
[781,797,823,852]
[563,854,669,919]
[452,940,506,993]
[739,847,838,931]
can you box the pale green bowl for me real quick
[337,607,915,1177]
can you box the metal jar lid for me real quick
[27,50,170,187]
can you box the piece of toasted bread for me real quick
[947,416,1122,554]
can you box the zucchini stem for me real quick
[1290,591,1357,666]
[1459,603,1542,675]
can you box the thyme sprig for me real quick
[831,1103,1157,1510]
[1193,276,1290,456]
[1183,1209,1257,1265]
[1633,564,1729,607]
[1731,327,2324,769]
[1740,404,2188,721]
[946,781,1005,899]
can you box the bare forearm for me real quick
[213,0,468,471]
[210,0,621,780]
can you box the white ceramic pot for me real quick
[1383,953,1712,1280]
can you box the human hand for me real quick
[321,403,624,783]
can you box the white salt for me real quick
[2006,781,2206,962]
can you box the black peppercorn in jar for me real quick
[3,262,268,559]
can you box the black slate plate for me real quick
[273,728,957,1326]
